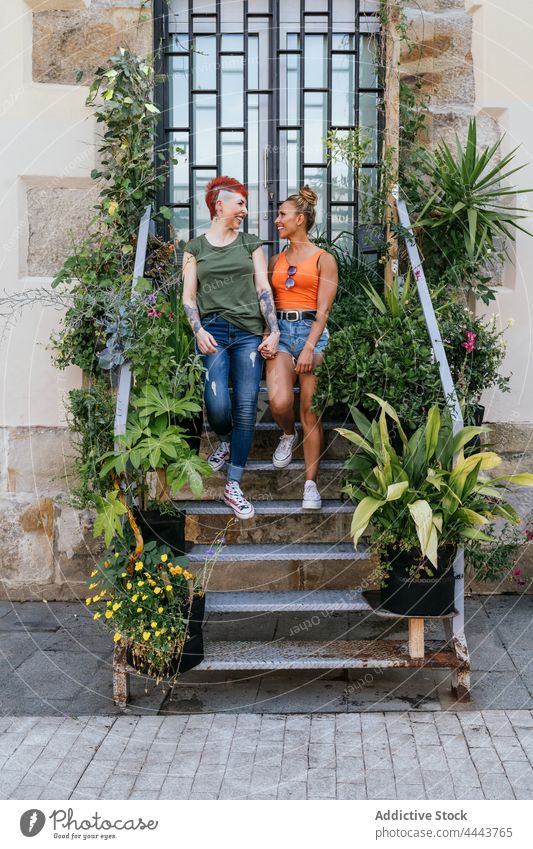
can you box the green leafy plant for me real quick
[413,120,532,302]
[312,277,443,430]
[87,541,203,680]
[338,394,533,574]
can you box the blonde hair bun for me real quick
[298,185,318,207]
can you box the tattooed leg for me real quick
[258,289,279,334]
[184,302,202,335]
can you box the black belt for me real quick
[276,309,316,322]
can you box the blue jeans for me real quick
[198,314,263,482]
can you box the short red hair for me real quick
[205,176,248,220]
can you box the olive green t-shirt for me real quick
[183,232,265,337]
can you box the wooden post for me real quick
[408,618,425,659]
[113,641,130,708]
[383,0,401,289]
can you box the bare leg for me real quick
[298,354,324,482]
[265,353,297,435]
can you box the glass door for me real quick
[157,1,382,256]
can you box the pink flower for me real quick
[462,330,477,353]
[513,568,522,577]
[147,309,162,318]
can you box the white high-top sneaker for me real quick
[223,480,255,520]
[207,440,230,471]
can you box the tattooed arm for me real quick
[182,250,217,354]
[251,246,279,358]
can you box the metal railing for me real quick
[392,185,468,665]
[113,204,154,446]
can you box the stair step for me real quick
[186,541,375,592]
[174,460,344,501]
[201,421,349,461]
[182,499,353,545]
[205,589,371,613]
[196,638,461,670]
[188,542,363,562]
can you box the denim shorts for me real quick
[277,318,330,360]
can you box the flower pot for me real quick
[380,545,456,616]
[465,404,485,455]
[126,592,206,677]
[132,507,186,556]
[184,410,204,454]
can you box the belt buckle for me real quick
[286,310,299,322]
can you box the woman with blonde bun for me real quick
[261,186,338,509]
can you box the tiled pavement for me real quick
[2,711,533,800]
[0,596,532,714]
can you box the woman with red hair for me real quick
[182,176,279,519]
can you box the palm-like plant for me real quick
[414,119,532,302]
[338,395,533,569]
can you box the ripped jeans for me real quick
[198,314,263,482]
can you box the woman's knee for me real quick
[269,392,294,417]
[300,401,321,431]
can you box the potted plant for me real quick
[95,381,212,556]
[87,538,205,680]
[338,394,533,616]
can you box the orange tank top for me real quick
[271,247,326,310]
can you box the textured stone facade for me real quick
[26,185,99,276]
[0,427,103,600]
[32,2,151,86]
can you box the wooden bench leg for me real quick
[443,620,471,701]
[113,641,130,708]
[408,618,425,659]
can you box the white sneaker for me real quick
[302,480,322,510]
[223,480,255,520]
[272,431,298,469]
[207,440,230,471]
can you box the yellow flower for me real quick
[160,554,168,563]
[121,572,127,578]
[154,587,161,595]
[99,590,106,597]
[151,621,158,628]
[141,594,148,600]
[155,631,161,637]
[105,610,113,619]
[113,632,121,642]
[88,583,97,589]
[103,561,109,568]
[131,594,138,602]
[165,585,171,592]
[148,579,156,587]
[92,595,100,603]
[90,569,98,577]
[107,601,112,606]
[114,553,119,559]
[112,602,121,611]
[174,566,183,575]
[183,571,193,581]
[126,582,132,590]
[137,607,142,613]
[93,612,101,620]
[85,597,92,605]
[158,607,164,614]
[143,631,151,641]
[137,581,145,587]
[135,561,143,571]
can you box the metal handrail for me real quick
[392,185,467,646]
[113,204,154,445]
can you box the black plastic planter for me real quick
[464,404,485,455]
[126,592,206,677]
[380,545,457,617]
[132,507,186,556]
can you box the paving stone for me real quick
[277,781,308,799]
[336,782,367,799]
[479,772,515,799]
[307,768,336,799]
[503,760,533,789]
[492,736,527,762]
[470,746,505,774]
